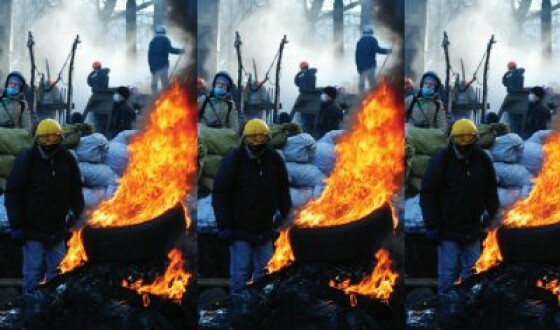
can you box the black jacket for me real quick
[355,35,391,73]
[212,145,292,238]
[526,101,551,137]
[420,144,499,243]
[5,145,84,243]
[294,69,317,93]
[148,35,183,72]
[87,68,110,93]
[108,100,136,139]
[502,68,525,93]
[318,100,343,136]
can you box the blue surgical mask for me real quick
[213,87,226,98]
[6,87,19,97]
[421,87,434,97]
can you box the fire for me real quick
[122,248,192,307]
[267,79,404,273]
[329,248,399,305]
[536,278,560,306]
[476,132,560,273]
[60,81,197,273]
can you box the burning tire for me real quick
[83,204,186,262]
[289,203,393,263]
[497,223,560,263]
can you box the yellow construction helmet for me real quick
[35,119,63,146]
[242,119,270,145]
[450,119,477,146]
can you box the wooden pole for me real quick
[273,35,288,123]
[66,35,80,124]
[482,35,496,121]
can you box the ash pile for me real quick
[0,260,196,330]
[407,263,560,330]
[200,260,404,330]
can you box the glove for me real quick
[217,229,232,242]
[425,228,440,242]
[10,228,23,243]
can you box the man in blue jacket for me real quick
[420,119,499,293]
[212,119,292,293]
[355,25,392,93]
[148,25,185,94]
[5,119,84,294]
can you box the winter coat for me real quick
[108,100,136,139]
[198,96,239,132]
[5,144,84,244]
[148,35,184,73]
[525,101,551,136]
[405,95,446,130]
[318,100,343,136]
[355,35,391,73]
[0,97,31,132]
[294,68,317,93]
[502,68,525,93]
[420,144,499,243]
[87,68,110,93]
[212,145,292,238]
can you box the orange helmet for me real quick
[197,77,207,89]
[507,61,517,70]
[92,61,102,70]
[299,61,309,70]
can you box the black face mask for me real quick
[247,143,268,155]
[456,143,475,155]
[40,144,59,154]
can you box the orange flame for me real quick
[122,248,192,307]
[267,80,404,273]
[476,132,560,273]
[536,278,560,306]
[329,248,399,305]
[60,81,197,274]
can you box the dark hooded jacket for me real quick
[5,144,84,244]
[87,68,110,93]
[212,144,292,240]
[355,35,391,73]
[420,144,499,243]
[108,100,136,139]
[148,34,184,73]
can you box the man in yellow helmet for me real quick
[420,119,499,294]
[5,119,84,294]
[212,118,292,293]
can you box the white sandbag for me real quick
[105,184,119,199]
[318,130,345,145]
[527,130,555,145]
[404,195,425,232]
[79,162,118,188]
[197,195,217,232]
[493,162,533,187]
[519,142,544,175]
[489,133,524,163]
[75,133,109,163]
[286,162,325,188]
[83,187,107,209]
[281,133,316,163]
[105,142,129,176]
[312,182,327,199]
[290,188,313,208]
[111,129,139,145]
[312,142,336,175]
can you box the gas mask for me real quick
[113,93,124,102]
[528,93,539,103]
[39,144,59,155]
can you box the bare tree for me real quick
[126,0,137,56]
[333,0,344,57]
[542,0,552,57]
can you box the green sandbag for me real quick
[197,144,207,180]
[490,123,510,136]
[406,126,448,156]
[269,123,303,149]
[199,176,214,193]
[62,123,95,148]
[0,128,33,156]
[477,125,496,148]
[198,125,240,155]
[202,154,223,178]
[411,155,431,178]
[405,142,415,182]
[0,155,16,177]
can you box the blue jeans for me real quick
[437,239,481,294]
[22,240,66,294]
[229,240,273,293]
[358,67,376,93]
